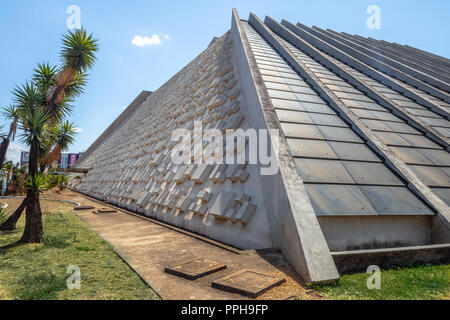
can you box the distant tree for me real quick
[0,105,20,167]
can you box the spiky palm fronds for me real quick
[12,82,46,115]
[64,71,88,98]
[32,62,58,93]
[61,28,99,73]
[25,173,50,196]
[19,108,48,146]
[42,121,77,166]
[55,121,76,151]
[57,174,69,190]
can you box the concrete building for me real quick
[72,10,450,283]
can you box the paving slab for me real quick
[165,259,226,280]
[212,269,286,298]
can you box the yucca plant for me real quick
[0,28,98,242]
[39,120,76,170]
[46,174,59,190]
[25,173,50,196]
[57,174,69,191]
[47,28,98,115]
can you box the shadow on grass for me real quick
[15,271,67,300]
[0,241,24,251]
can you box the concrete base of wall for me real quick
[332,243,450,273]
[318,215,432,252]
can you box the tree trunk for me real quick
[0,197,27,230]
[20,192,42,243]
[0,137,10,167]
[20,139,43,243]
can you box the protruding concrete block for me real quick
[235,193,251,204]
[184,164,196,178]
[191,164,213,184]
[173,165,187,184]
[197,190,212,202]
[235,201,256,225]
[210,164,227,183]
[209,191,237,220]
[175,196,192,213]
[235,169,249,183]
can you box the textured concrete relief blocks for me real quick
[184,164,196,178]
[224,78,237,89]
[210,164,227,183]
[235,202,256,225]
[209,191,237,220]
[208,191,257,225]
[207,95,227,110]
[227,86,241,100]
[173,165,187,184]
[191,164,213,184]
[156,189,170,206]
[235,193,251,204]
[197,190,212,202]
[175,196,192,213]
[190,202,209,216]
[75,32,259,238]
[163,194,177,210]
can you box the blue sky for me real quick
[0,0,449,163]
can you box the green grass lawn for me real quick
[311,264,450,300]
[0,203,159,300]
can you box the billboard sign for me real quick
[69,153,78,167]
[60,153,69,169]
[21,151,30,165]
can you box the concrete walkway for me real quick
[60,190,318,300]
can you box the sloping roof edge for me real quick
[75,90,152,167]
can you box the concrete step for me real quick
[331,243,450,273]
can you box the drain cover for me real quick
[212,269,285,298]
[165,259,226,280]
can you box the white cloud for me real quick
[6,142,27,165]
[132,34,162,47]
[73,127,83,133]
[131,33,171,47]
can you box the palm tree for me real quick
[0,28,98,241]
[47,28,96,115]
[39,120,76,171]
[0,105,21,166]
